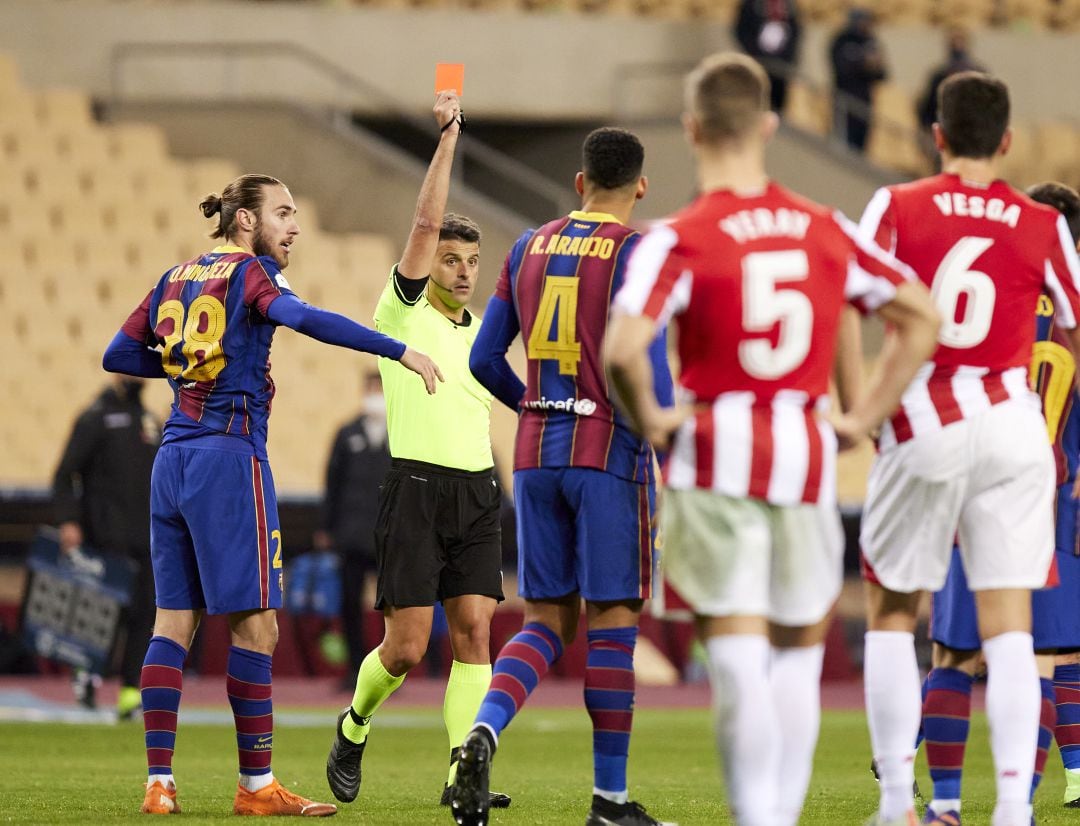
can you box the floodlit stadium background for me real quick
[1,0,1079,681]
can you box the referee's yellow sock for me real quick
[342,648,405,744]
[444,660,493,785]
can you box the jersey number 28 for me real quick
[156,295,227,381]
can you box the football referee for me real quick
[326,90,510,810]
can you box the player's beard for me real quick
[252,221,288,269]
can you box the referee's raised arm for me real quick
[398,90,464,280]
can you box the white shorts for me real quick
[660,488,844,626]
[860,400,1055,593]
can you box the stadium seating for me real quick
[1,53,397,493]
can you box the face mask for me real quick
[364,393,386,417]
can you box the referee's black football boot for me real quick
[449,728,495,826]
[585,795,677,826]
[326,707,368,803]
[441,747,511,809]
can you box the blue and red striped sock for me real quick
[1032,677,1057,801]
[915,671,929,749]
[1056,664,1080,771]
[585,626,638,801]
[923,667,974,806]
[227,646,274,784]
[474,623,563,739]
[141,636,186,778]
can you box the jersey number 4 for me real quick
[156,295,227,381]
[527,275,581,376]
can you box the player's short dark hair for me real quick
[200,173,285,240]
[937,72,1010,160]
[1028,182,1080,244]
[685,52,769,143]
[440,212,481,245]
[582,127,644,191]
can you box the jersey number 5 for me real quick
[527,275,581,376]
[156,295,227,381]
[930,236,996,349]
[739,250,813,380]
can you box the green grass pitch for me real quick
[0,708,1073,824]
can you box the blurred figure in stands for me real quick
[53,375,160,718]
[315,370,391,689]
[734,0,802,114]
[829,7,888,152]
[916,28,985,158]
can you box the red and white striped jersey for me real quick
[614,182,915,506]
[860,173,1080,449]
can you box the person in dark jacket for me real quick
[734,0,802,113]
[314,371,392,682]
[829,7,889,152]
[52,375,160,716]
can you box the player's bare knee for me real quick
[449,622,491,662]
[379,639,427,674]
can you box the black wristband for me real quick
[440,112,466,133]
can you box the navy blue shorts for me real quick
[514,467,655,603]
[150,444,283,615]
[931,483,1080,651]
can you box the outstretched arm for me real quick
[397,91,464,280]
[103,330,168,378]
[267,294,443,394]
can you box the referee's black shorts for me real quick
[374,458,505,609]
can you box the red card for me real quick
[435,63,465,96]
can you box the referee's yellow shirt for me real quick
[374,268,494,471]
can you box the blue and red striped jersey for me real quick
[1033,293,1080,490]
[494,211,673,483]
[120,245,293,456]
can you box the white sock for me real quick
[929,798,961,815]
[239,772,274,792]
[770,643,824,826]
[864,630,920,822]
[706,634,780,826]
[147,773,174,789]
[984,631,1038,826]
[594,787,629,804]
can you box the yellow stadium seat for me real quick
[1001,0,1052,25]
[1050,0,1080,27]
[35,88,93,132]
[185,158,241,200]
[1035,122,1080,185]
[999,121,1037,187]
[107,122,169,164]
[0,92,37,130]
[784,80,830,136]
[53,125,111,164]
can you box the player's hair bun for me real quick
[199,193,223,218]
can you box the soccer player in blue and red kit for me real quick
[917,182,1080,825]
[450,128,675,826]
[103,173,441,817]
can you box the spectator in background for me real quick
[734,0,802,113]
[314,370,392,688]
[829,7,888,152]
[52,375,160,718]
[916,28,984,157]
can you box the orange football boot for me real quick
[141,779,180,814]
[233,779,337,817]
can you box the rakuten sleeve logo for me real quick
[573,398,597,415]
